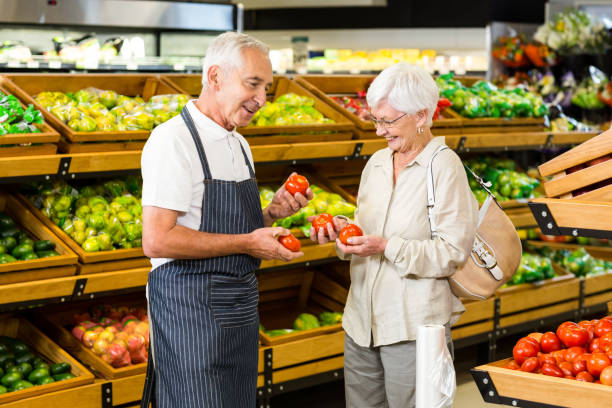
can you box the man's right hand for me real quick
[245,227,304,261]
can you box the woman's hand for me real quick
[308,216,349,245]
[336,235,388,257]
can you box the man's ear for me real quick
[207,65,223,90]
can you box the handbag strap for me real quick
[426,144,450,239]
[463,163,503,210]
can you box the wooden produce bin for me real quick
[0,83,60,157]
[0,316,94,404]
[17,194,150,275]
[294,74,463,139]
[0,193,77,284]
[495,261,574,296]
[452,298,495,341]
[472,358,612,407]
[1,74,183,153]
[163,74,355,144]
[258,268,346,346]
[38,297,148,379]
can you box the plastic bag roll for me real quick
[415,324,456,408]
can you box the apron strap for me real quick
[181,107,213,180]
[237,142,255,179]
[140,337,156,407]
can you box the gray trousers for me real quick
[344,325,453,408]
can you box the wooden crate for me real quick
[538,128,612,201]
[451,298,495,340]
[496,261,574,296]
[17,193,148,271]
[0,83,59,157]
[258,268,346,346]
[294,74,462,140]
[473,358,612,407]
[0,316,94,404]
[0,193,77,284]
[1,74,183,149]
[162,74,355,144]
[38,297,148,379]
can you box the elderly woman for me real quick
[310,63,478,407]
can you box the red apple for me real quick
[123,320,139,334]
[130,345,148,364]
[71,325,86,341]
[108,341,131,368]
[127,333,145,354]
[80,320,98,330]
[134,322,149,342]
[108,307,123,321]
[98,317,114,327]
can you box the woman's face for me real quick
[370,100,419,153]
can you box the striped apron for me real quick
[141,107,264,408]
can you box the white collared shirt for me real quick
[141,100,255,269]
[339,137,479,347]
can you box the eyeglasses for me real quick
[370,112,407,130]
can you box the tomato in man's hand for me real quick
[285,174,309,196]
[557,321,589,348]
[278,234,301,252]
[540,332,562,353]
[312,213,334,235]
[339,224,363,245]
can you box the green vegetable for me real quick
[1,371,21,387]
[33,240,55,252]
[319,312,343,326]
[28,367,49,384]
[49,362,70,375]
[11,244,34,260]
[0,385,6,394]
[37,376,55,385]
[265,329,292,337]
[52,373,75,381]
[11,380,33,391]
[37,250,59,258]
[293,313,320,331]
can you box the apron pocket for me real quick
[210,273,259,328]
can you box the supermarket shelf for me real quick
[0,56,202,73]
[529,198,612,239]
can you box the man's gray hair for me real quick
[366,63,439,127]
[201,32,270,89]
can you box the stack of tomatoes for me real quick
[505,317,612,385]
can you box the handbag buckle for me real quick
[472,238,497,270]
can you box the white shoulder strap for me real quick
[426,144,449,239]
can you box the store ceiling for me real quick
[238,0,386,9]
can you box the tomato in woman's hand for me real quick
[587,352,611,377]
[541,363,564,377]
[540,332,562,353]
[557,321,590,348]
[513,339,540,365]
[284,174,309,196]
[600,366,612,385]
[312,213,334,235]
[520,357,539,373]
[278,234,301,252]
[339,224,364,245]
[576,371,594,382]
[595,319,612,338]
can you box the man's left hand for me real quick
[336,235,388,257]
[266,172,314,220]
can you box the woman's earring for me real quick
[417,127,424,134]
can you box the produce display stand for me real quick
[0,315,95,404]
[0,74,182,153]
[530,129,612,239]
[0,193,78,284]
[472,358,612,407]
[0,84,60,157]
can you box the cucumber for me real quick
[14,352,34,365]
[52,373,75,381]
[0,254,16,264]
[11,342,29,357]
[0,227,19,239]
[18,237,33,248]
[1,371,21,387]
[49,362,70,375]
[10,380,33,391]
[0,353,15,367]
[37,376,54,385]
[28,367,50,384]
[34,240,55,252]
[0,213,15,231]
[15,232,29,244]
[0,237,16,252]
[30,357,43,368]
[22,253,38,261]
[36,250,59,258]
[15,362,32,377]
[11,244,34,260]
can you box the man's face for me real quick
[217,48,273,129]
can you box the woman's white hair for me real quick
[366,63,439,127]
[201,32,270,89]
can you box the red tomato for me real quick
[278,234,301,252]
[513,340,540,365]
[578,320,595,342]
[565,346,586,363]
[284,174,309,196]
[557,321,590,348]
[590,337,602,353]
[528,332,543,344]
[551,349,567,365]
[599,332,612,353]
[540,332,562,353]
[576,371,594,382]
[518,336,541,351]
[564,374,575,380]
[572,358,587,375]
[595,319,612,338]
[558,361,573,376]
[541,363,564,377]
[504,360,520,370]
[600,366,612,385]
[587,352,611,377]
[312,213,333,235]
[339,224,363,245]
[537,352,557,366]
[521,357,539,373]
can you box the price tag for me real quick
[349,68,360,74]
[83,61,99,70]
[7,60,20,68]
[26,61,40,69]
[173,63,185,71]
[126,62,138,71]
[49,60,62,69]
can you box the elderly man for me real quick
[140,32,312,407]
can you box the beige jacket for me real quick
[340,137,479,347]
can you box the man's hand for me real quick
[265,172,314,223]
[336,235,388,257]
[308,215,349,245]
[245,227,304,261]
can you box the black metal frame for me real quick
[101,382,113,408]
[529,201,612,240]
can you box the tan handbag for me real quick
[427,146,522,300]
